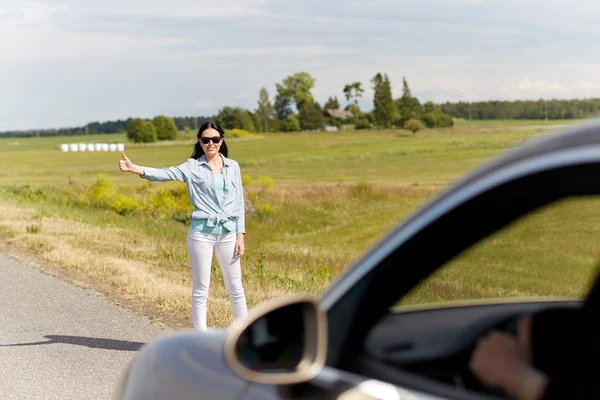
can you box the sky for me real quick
[2,0,600,131]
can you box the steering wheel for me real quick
[498,314,520,335]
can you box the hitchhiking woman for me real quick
[118,121,248,331]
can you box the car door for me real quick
[240,366,449,400]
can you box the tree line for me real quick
[0,116,215,138]
[440,98,600,120]
[2,72,455,140]
[211,72,453,135]
[6,72,600,139]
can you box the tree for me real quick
[251,112,263,133]
[299,101,325,130]
[152,115,178,141]
[345,103,361,118]
[343,82,364,106]
[127,119,157,143]
[274,93,293,120]
[423,101,437,114]
[276,72,316,111]
[398,77,419,125]
[276,72,319,130]
[283,115,301,132]
[216,107,256,132]
[237,110,256,132]
[256,87,274,132]
[371,73,396,128]
[324,96,340,110]
[216,106,237,129]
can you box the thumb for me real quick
[121,152,131,162]
[517,315,532,340]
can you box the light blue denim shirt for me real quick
[140,153,245,234]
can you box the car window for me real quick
[393,196,600,310]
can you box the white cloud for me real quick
[8,1,66,24]
[0,23,191,61]
[80,0,268,19]
[512,78,600,99]
[3,0,600,130]
[187,45,358,58]
[516,78,567,94]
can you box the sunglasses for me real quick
[199,136,222,144]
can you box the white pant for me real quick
[186,229,248,331]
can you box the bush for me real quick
[437,113,454,128]
[127,118,157,143]
[257,175,275,190]
[355,117,371,130]
[256,204,275,219]
[268,118,283,132]
[404,118,425,134]
[352,182,373,199]
[241,174,253,187]
[112,194,141,216]
[351,182,388,200]
[422,111,454,128]
[283,115,301,132]
[145,186,190,219]
[89,174,114,208]
[26,224,41,234]
[152,115,178,141]
[227,128,252,138]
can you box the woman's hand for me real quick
[234,234,245,258]
[119,152,144,175]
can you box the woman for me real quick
[118,121,248,331]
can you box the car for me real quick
[112,118,600,400]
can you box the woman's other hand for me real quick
[234,234,245,258]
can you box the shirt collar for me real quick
[198,153,230,167]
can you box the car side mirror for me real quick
[224,295,327,385]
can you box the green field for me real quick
[1,119,598,329]
[0,120,571,187]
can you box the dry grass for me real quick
[260,183,436,203]
[0,200,302,329]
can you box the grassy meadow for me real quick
[1,119,598,329]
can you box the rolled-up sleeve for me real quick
[234,163,245,234]
[141,161,190,182]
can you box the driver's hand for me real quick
[469,329,549,400]
[469,330,524,389]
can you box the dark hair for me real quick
[190,121,228,159]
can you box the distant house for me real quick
[325,109,354,120]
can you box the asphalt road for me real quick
[0,253,170,399]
